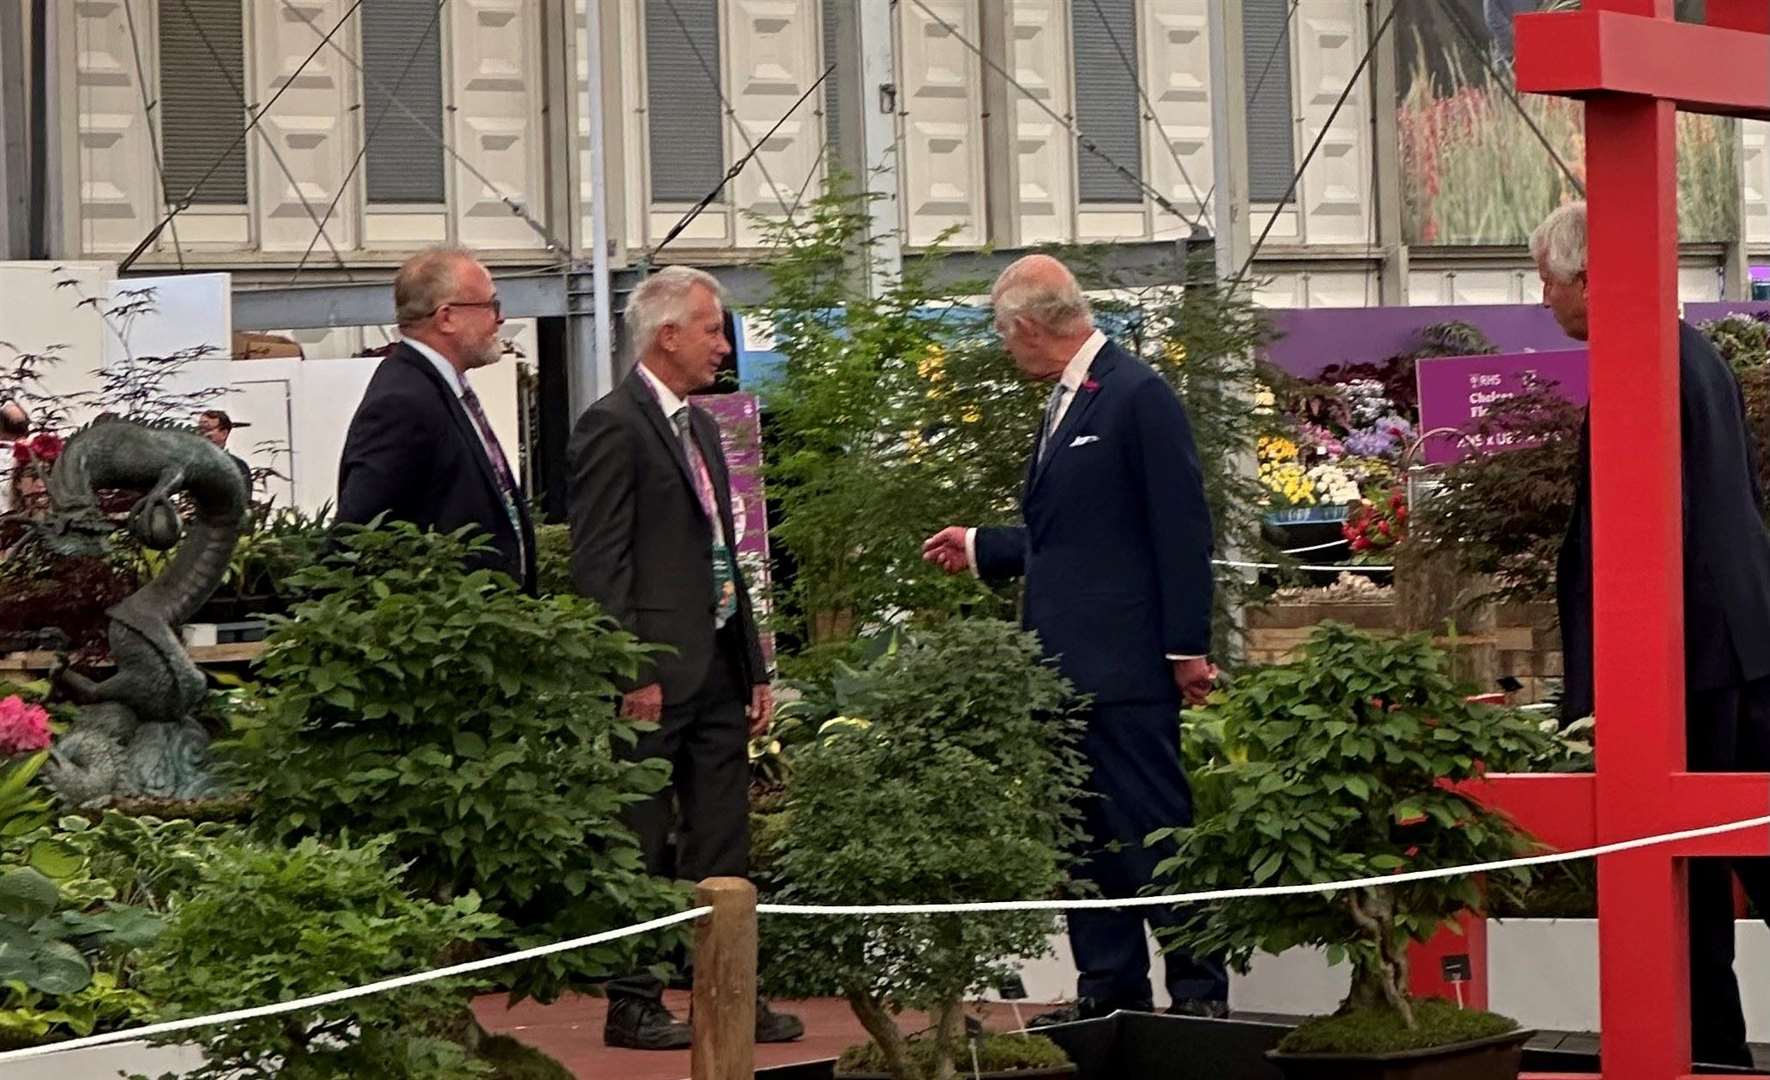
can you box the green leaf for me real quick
[0,869,60,922]
[453,732,487,759]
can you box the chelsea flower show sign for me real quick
[1414,350,1587,465]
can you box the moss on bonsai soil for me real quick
[837,1032,1071,1076]
[1277,999,1519,1056]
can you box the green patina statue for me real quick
[37,417,247,806]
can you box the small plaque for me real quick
[1441,954,1473,983]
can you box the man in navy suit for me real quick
[338,247,536,593]
[924,254,1228,1020]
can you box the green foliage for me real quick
[0,972,151,1050]
[532,523,574,597]
[767,619,1085,1080]
[226,521,690,1003]
[1277,998,1518,1056]
[836,1031,1072,1076]
[1701,314,1770,371]
[477,1033,577,1080]
[131,835,500,1080]
[1156,624,1554,1029]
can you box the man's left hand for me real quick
[1173,657,1218,707]
[747,683,774,738]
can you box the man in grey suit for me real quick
[567,265,800,1050]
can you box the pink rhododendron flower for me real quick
[0,695,52,755]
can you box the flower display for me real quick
[0,695,52,756]
[1306,463,1362,506]
[12,432,63,467]
[1260,461,1315,507]
[1343,486,1408,558]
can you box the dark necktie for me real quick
[1039,382,1070,462]
[459,384,525,567]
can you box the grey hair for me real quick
[394,246,479,326]
[1530,201,1587,284]
[990,259,1092,333]
[623,265,726,358]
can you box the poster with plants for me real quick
[1398,0,1738,245]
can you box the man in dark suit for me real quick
[337,247,535,593]
[196,409,254,497]
[567,265,801,1050]
[924,254,1228,1021]
[1535,201,1770,1066]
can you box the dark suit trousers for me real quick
[1070,703,1228,1006]
[1688,676,1770,1066]
[608,625,752,1002]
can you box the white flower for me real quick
[1305,463,1361,505]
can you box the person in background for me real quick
[923,254,1229,1022]
[196,409,254,497]
[336,246,536,593]
[0,402,29,514]
[567,266,801,1051]
[1535,200,1770,1066]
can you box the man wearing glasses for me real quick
[338,246,536,593]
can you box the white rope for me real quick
[1216,559,1393,572]
[756,813,1770,916]
[0,906,712,1064]
[1278,538,1350,556]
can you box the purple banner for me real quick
[693,392,775,666]
[1415,350,1587,465]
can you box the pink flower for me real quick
[1081,378,1101,393]
[0,696,52,756]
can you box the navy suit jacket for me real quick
[974,339,1214,706]
[337,344,538,594]
[1557,320,1770,720]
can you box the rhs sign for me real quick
[1414,349,1587,464]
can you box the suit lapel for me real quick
[626,374,701,498]
[1028,344,1117,498]
[397,346,511,512]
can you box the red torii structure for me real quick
[1415,4,1770,1078]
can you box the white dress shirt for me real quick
[404,338,508,469]
[964,331,1202,661]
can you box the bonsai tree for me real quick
[766,619,1088,1080]
[1156,623,1557,1055]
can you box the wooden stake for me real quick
[691,877,757,1080]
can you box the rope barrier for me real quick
[1216,559,1393,572]
[0,906,712,1064]
[10,809,1768,1062]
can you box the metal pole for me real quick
[0,0,29,259]
[1205,0,1251,283]
[858,0,902,296]
[1369,0,1409,304]
[580,0,616,415]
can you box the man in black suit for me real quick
[924,254,1228,1021]
[567,265,801,1050]
[1535,201,1770,1066]
[196,409,254,497]
[337,247,535,593]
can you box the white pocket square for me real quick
[1069,435,1100,448]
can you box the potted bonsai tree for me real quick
[1156,623,1557,1079]
[766,618,1088,1080]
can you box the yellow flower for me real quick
[1163,341,1188,366]
[1257,435,1299,464]
[918,346,947,383]
[961,405,982,424]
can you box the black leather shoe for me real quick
[1028,997,1152,1028]
[1166,998,1230,1019]
[604,996,691,1051]
[756,997,805,1043]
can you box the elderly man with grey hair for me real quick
[567,265,799,1050]
[1534,201,1770,1065]
[337,246,534,591]
[924,253,1227,1022]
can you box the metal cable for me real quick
[651,64,836,259]
[1082,0,1204,220]
[903,0,1202,232]
[1432,0,1584,197]
[274,0,567,256]
[1232,0,1400,292]
[288,0,450,284]
[120,0,185,270]
[117,0,366,273]
[173,0,356,281]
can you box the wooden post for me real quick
[691,877,757,1080]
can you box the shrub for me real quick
[1157,624,1554,1035]
[227,522,690,1002]
[766,619,1086,1080]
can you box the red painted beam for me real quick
[1516,11,1770,119]
[1460,773,1597,853]
[1708,0,1770,34]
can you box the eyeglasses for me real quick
[433,297,502,318]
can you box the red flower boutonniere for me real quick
[1081,378,1101,393]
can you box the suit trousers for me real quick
[608,624,752,1002]
[1688,675,1770,1066]
[1069,702,1229,1006]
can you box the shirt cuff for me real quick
[965,528,980,579]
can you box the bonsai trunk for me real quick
[1344,887,1415,1028]
[930,995,965,1080]
[845,985,917,1080]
